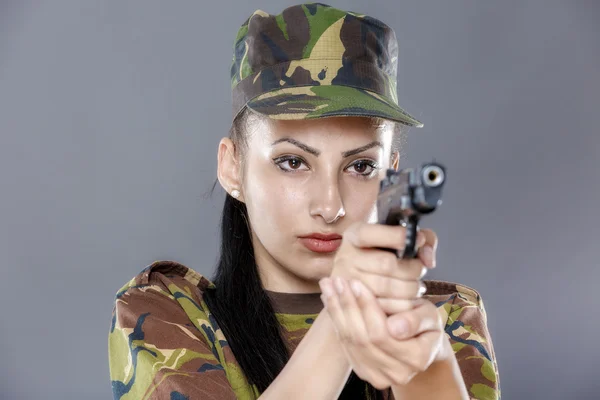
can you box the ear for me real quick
[391,151,400,171]
[217,137,244,202]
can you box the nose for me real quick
[309,178,346,224]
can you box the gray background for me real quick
[0,0,598,399]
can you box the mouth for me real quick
[298,234,343,253]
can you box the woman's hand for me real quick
[330,221,438,315]
[318,276,450,390]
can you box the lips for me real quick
[298,233,343,253]
[302,233,342,240]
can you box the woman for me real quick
[108,3,500,399]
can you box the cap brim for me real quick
[244,84,423,128]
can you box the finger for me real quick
[355,249,428,281]
[345,222,408,252]
[394,330,445,373]
[387,300,443,340]
[415,229,427,250]
[351,279,420,385]
[319,278,348,339]
[420,228,438,251]
[349,279,388,342]
[357,273,426,299]
[333,277,370,344]
[416,229,438,268]
[376,297,422,315]
[330,278,404,386]
[355,299,444,374]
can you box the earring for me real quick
[231,189,240,199]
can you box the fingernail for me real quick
[423,246,436,268]
[334,277,344,294]
[419,282,427,296]
[319,279,334,297]
[350,280,361,297]
[390,319,408,337]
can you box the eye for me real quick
[274,156,309,172]
[346,159,379,178]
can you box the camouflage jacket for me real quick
[108,260,501,399]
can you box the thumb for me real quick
[386,299,439,339]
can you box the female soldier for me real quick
[108,3,500,399]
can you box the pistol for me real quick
[376,160,446,259]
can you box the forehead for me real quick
[251,115,390,145]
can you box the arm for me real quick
[390,291,501,400]
[390,339,469,399]
[109,282,353,400]
[108,285,240,400]
[259,309,352,400]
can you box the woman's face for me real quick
[226,115,397,293]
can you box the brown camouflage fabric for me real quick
[108,260,501,399]
[230,3,424,127]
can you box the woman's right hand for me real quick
[328,221,438,315]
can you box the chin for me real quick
[287,241,336,279]
[303,257,334,277]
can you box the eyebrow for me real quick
[271,138,382,157]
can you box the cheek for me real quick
[342,180,380,220]
[244,165,306,235]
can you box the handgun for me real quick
[376,160,446,259]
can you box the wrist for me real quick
[391,338,468,400]
[317,307,353,371]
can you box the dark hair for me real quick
[203,107,408,398]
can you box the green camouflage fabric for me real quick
[108,260,501,399]
[230,3,424,127]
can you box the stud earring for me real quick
[231,189,240,199]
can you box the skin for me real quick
[218,114,399,293]
[217,114,468,397]
[321,274,468,398]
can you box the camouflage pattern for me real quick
[230,3,424,127]
[424,280,502,400]
[108,260,500,399]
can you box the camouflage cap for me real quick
[230,2,423,128]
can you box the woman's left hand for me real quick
[319,276,451,388]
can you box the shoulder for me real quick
[424,281,501,398]
[110,260,218,345]
[109,261,222,369]
[424,280,500,398]
[423,279,489,321]
[115,259,215,298]
[109,262,245,399]
[423,279,484,308]
[422,279,492,333]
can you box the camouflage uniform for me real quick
[108,261,500,399]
